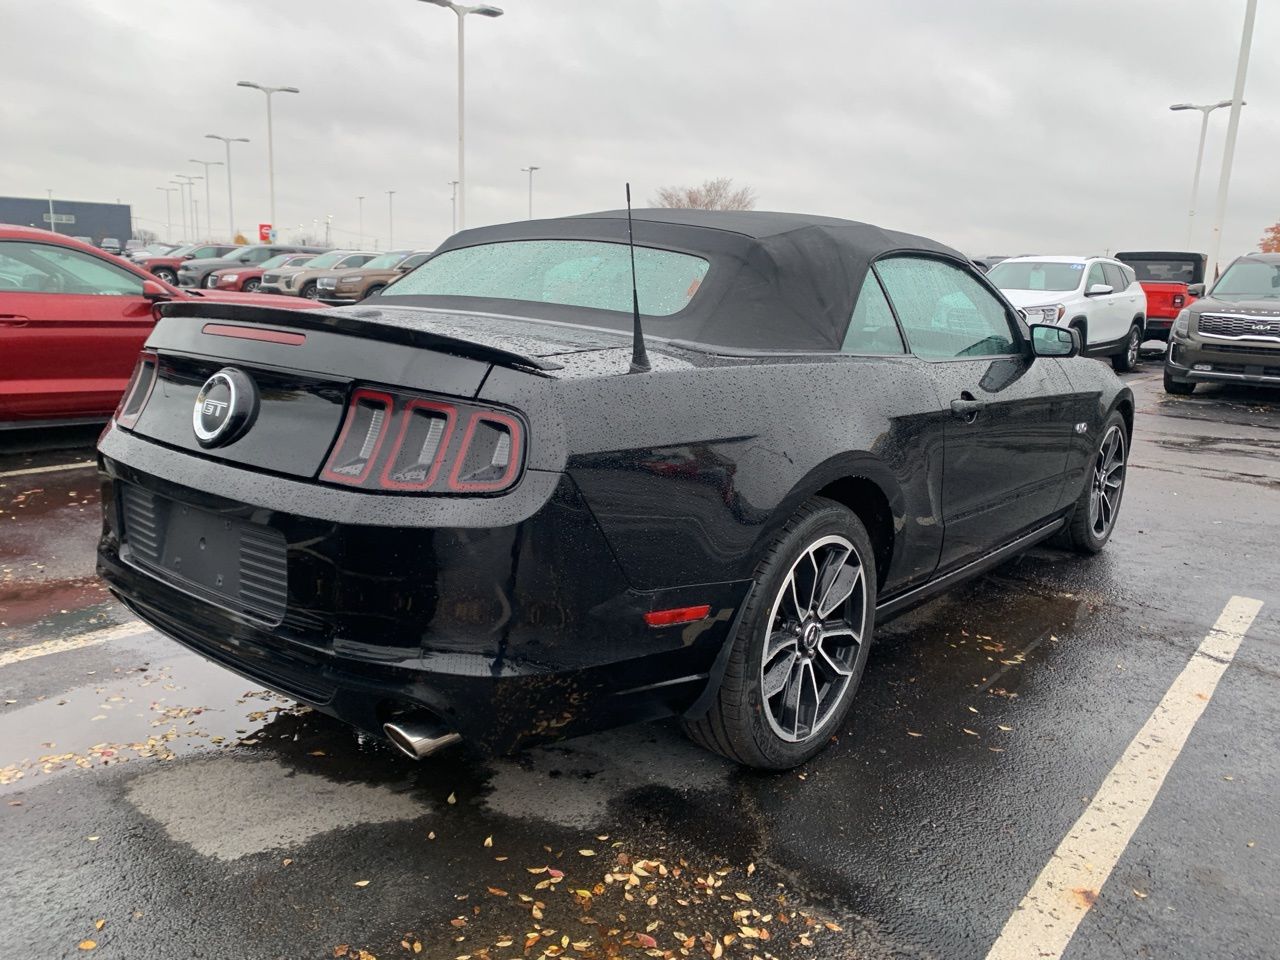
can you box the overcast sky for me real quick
[1,0,1276,258]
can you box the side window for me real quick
[0,241,143,296]
[875,256,1020,360]
[342,255,375,268]
[401,254,430,270]
[1086,262,1107,291]
[1102,263,1128,291]
[842,271,905,354]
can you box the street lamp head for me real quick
[474,4,504,16]
[237,80,262,90]
[1216,99,1239,109]
[190,158,224,166]
[420,0,457,8]
[1169,103,1193,111]
[280,86,301,94]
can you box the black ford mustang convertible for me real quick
[97,209,1132,769]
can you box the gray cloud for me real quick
[1,0,1275,259]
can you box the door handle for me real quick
[950,393,983,423]
[0,315,30,327]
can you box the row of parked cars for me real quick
[977,250,1207,375]
[124,242,432,303]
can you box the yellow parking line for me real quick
[984,595,1263,960]
[0,461,95,480]
[0,621,151,669]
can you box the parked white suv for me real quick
[987,256,1147,371]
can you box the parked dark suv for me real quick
[177,244,327,289]
[1165,253,1280,394]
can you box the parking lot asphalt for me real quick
[1,365,1277,960]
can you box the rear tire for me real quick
[242,278,261,292]
[683,497,876,769]
[1112,323,1142,372]
[1060,411,1127,555]
[362,284,385,299]
[1163,368,1195,395]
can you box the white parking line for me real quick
[984,595,1263,960]
[0,461,95,480]
[0,621,151,669]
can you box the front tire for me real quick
[152,267,177,285]
[1112,323,1142,372]
[300,282,319,300]
[684,497,876,769]
[1060,412,1128,555]
[242,278,261,292]
[1163,368,1195,395]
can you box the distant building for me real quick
[0,196,132,245]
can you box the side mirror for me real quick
[141,279,170,301]
[1187,282,1206,297]
[1030,323,1079,358]
[1085,283,1113,297]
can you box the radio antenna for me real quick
[625,183,651,374]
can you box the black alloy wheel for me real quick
[684,497,876,769]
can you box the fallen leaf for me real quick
[578,849,596,857]
[746,862,755,875]
[1133,889,1148,900]
[483,835,493,848]
[354,880,371,888]
[78,943,97,952]
[962,728,980,737]
[733,892,751,902]
[633,933,657,949]
[282,858,293,866]
[94,920,105,931]
[907,731,923,737]
[447,792,457,804]
[487,887,508,897]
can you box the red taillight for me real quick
[320,388,394,486]
[378,399,456,490]
[321,387,525,495]
[643,605,712,628]
[447,411,524,493]
[114,351,158,430]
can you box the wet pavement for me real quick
[2,367,1277,960]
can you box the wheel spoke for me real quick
[764,651,798,699]
[801,661,821,734]
[817,641,854,678]
[765,630,797,663]
[816,558,860,619]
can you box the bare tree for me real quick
[131,227,158,243]
[652,177,757,211]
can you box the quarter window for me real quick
[875,256,1019,360]
[842,271,905,354]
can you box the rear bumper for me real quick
[95,428,746,751]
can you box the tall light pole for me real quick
[521,165,540,220]
[356,195,365,248]
[448,180,459,233]
[418,0,504,231]
[46,189,57,234]
[176,174,202,239]
[237,80,300,235]
[1207,0,1257,279]
[171,179,190,240]
[189,158,223,241]
[156,186,177,241]
[205,134,249,241]
[387,190,397,248]
[1170,101,1236,248]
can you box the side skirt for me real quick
[875,518,1066,621]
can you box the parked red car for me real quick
[208,253,316,292]
[0,226,321,428]
[1115,251,1206,341]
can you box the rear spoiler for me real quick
[157,300,563,373]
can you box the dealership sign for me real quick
[258,223,274,242]
[42,213,76,225]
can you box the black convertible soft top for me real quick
[377,209,964,351]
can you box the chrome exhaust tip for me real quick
[383,717,462,761]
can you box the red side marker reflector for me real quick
[202,323,306,346]
[643,605,712,628]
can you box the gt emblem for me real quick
[192,368,258,448]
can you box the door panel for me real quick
[928,357,1072,568]
[0,240,153,422]
[875,255,1072,570]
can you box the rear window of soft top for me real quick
[383,239,710,317]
